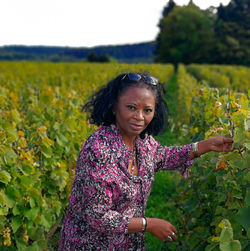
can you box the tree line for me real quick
[155,0,250,66]
[0,43,155,63]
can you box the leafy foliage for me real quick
[172,64,249,250]
[187,64,250,92]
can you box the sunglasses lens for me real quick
[145,76,158,86]
[127,73,142,82]
[122,73,158,86]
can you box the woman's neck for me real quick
[122,137,136,151]
[115,124,136,151]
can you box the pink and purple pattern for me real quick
[59,124,193,250]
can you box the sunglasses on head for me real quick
[121,73,158,86]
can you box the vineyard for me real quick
[0,62,249,250]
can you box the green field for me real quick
[0,62,249,250]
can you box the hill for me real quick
[0,42,155,63]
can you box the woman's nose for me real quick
[135,110,144,120]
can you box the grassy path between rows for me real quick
[145,73,182,250]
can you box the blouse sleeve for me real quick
[152,137,193,178]
[69,143,131,237]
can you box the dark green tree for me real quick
[214,0,250,65]
[86,51,110,63]
[155,1,176,62]
[155,1,216,67]
[162,0,176,18]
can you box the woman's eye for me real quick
[127,105,136,110]
[145,109,153,113]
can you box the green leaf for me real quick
[236,207,250,229]
[232,190,243,199]
[245,192,250,206]
[0,189,13,212]
[5,193,15,208]
[16,238,28,250]
[41,214,51,231]
[26,241,40,251]
[29,197,36,208]
[11,109,22,123]
[27,226,44,241]
[13,205,21,215]
[244,143,250,150]
[20,175,35,188]
[41,136,54,148]
[0,190,5,206]
[0,169,11,184]
[247,228,250,239]
[6,128,19,141]
[56,133,68,147]
[24,207,39,221]
[18,164,34,176]
[3,149,17,165]
[215,206,225,215]
[5,186,20,200]
[205,243,219,251]
[41,146,52,158]
[220,227,233,242]
[0,206,8,215]
[247,172,250,183]
[12,215,21,233]
[219,240,241,251]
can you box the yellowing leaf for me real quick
[37,126,47,133]
[42,136,54,148]
[216,160,227,171]
[211,236,220,242]
[18,131,24,137]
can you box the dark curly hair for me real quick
[82,72,169,138]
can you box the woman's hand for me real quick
[207,136,234,153]
[191,136,234,159]
[146,218,177,242]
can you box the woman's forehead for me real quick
[120,83,156,96]
[118,86,156,104]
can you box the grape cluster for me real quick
[3,227,11,246]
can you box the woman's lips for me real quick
[130,123,144,130]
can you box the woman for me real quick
[59,73,233,250]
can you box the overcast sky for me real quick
[0,0,231,47]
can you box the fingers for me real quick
[212,136,234,152]
[224,143,234,151]
[223,137,234,143]
[163,231,177,243]
[170,231,177,241]
[162,225,178,242]
[149,218,178,243]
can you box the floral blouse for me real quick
[59,124,193,250]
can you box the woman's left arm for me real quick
[190,136,234,160]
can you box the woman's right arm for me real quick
[128,218,177,242]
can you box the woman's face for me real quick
[114,85,156,142]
